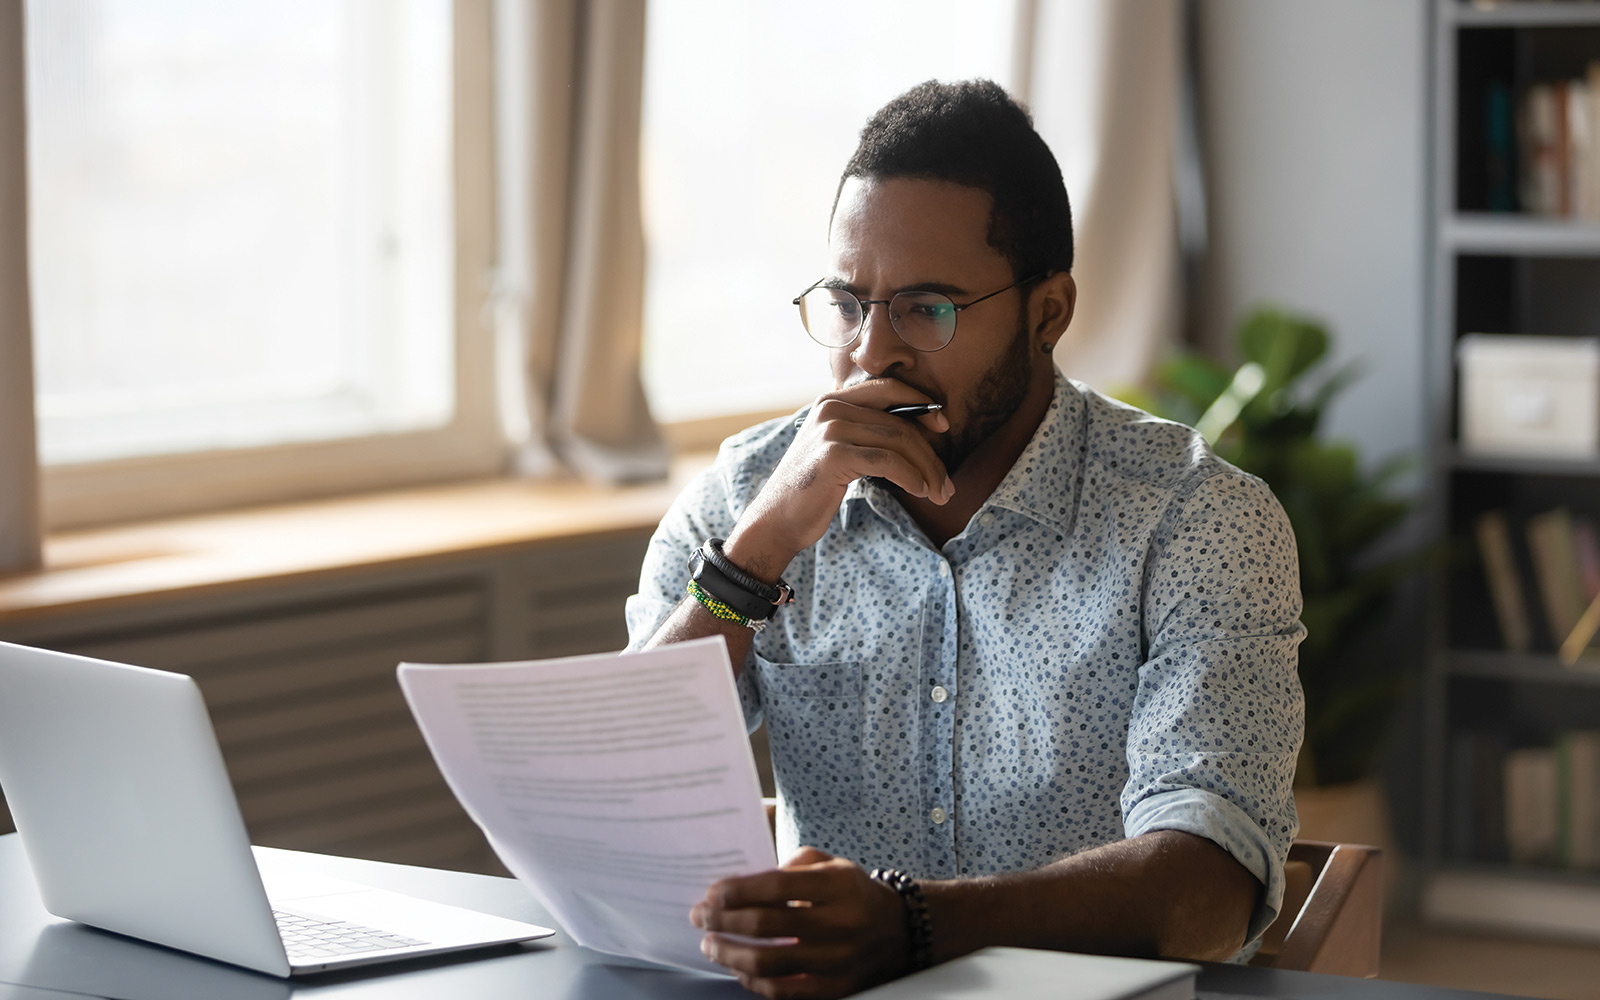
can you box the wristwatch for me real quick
[687,538,794,625]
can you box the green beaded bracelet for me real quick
[686,578,767,632]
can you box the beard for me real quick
[932,307,1033,474]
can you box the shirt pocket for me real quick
[753,655,863,816]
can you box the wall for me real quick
[1197,0,1429,471]
[1196,0,1433,876]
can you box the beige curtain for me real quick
[0,0,42,576]
[492,0,667,484]
[1020,0,1183,393]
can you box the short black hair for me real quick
[834,79,1074,279]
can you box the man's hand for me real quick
[691,847,912,999]
[724,380,954,583]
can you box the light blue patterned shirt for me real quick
[625,373,1305,950]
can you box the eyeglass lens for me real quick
[797,288,958,352]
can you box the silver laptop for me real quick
[0,640,554,976]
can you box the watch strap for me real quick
[703,538,784,604]
[688,539,793,622]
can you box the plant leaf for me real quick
[1286,440,1359,497]
[1196,362,1267,443]
[1238,310,1329,395]
[1159,355,1232,411]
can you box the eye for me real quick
[830,297,862,321]
[906,300,954,322]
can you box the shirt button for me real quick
[978,511,995,528]
[930,685,949,703]
[930,807,947,825]
[937,562,950,578]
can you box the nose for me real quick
[848,299,914,377]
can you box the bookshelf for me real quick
[1423,0,1600,939]
[1444,213,1600,254]
[1447,651,1600,686]
[1448,448,1600,476]
[1449,2,1600,29]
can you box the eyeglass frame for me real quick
[791,271,1047,353]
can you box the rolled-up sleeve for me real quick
[1122,471,1305,953]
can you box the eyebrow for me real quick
[819,277,972,298]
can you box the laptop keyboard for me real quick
[273,909,429,961]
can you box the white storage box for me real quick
[1458,334,1600,457]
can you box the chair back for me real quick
[1251,840,1382,978]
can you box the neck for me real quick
[898,365,1057,548]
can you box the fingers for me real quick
[911,406,952,435]
[827,376,942,416]
[690,852,909,998]
[690,853,867,941]
[733,378,956,566]
[702,858,854,912]
[806,399,953,503]
[814,379,950,435]
[693,896,847,940]
[702,935,856,981]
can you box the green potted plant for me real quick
[1117,308,1422,798]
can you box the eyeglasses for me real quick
[792,273,1044,353]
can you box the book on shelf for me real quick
[1461,732,1600,872]
[1588,61,1600,221]
[1527,508,1590,648]
[1473,507,1600,661]
[1505,746,1561,866]
[1575,515,1600,604]
[1565,517,1600,666]
[1487,80,1517,212]
[1559,731,1600,870]
[1476,510,1533,653]
[1506,63,1600,220]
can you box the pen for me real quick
[795,402,944,428]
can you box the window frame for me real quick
[39,0,505,531]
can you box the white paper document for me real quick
[397,636,776,975]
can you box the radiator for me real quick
[0,529,657,875]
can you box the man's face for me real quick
[826,175,1039,473]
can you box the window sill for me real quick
[0,453,713,628]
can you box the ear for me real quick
[1030,273,1076,352]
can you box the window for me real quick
[27,0,501,527]
[639,0,1021,425]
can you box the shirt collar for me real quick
[840,372,1087,536]
[982,371,1085,534]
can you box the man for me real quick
[625,79,1303,999]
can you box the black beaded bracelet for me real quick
[869,867,933,971]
